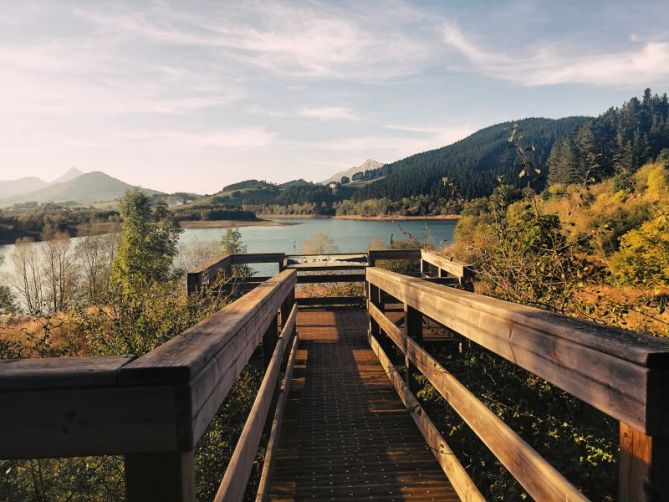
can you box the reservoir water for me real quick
[0,217,457,276]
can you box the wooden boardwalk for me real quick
[268,309,458,501]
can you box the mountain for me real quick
[353,117,588,202]
[0,171,163,207]
[0,177,49,198]
[0,168,83,199]
[51,167,84,184]
[322,159,384,185]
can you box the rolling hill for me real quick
[0,171,162,207]
[353,117,588,202]
[0,177,49,198]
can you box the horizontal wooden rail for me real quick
[187,253,286,295]
[215,304,298,502]
[367,330,484,502]
[367,267,669,433]
[420,249,474,287]
[255,333,300,502]
[1,270,298,502]
[366,267,669,501]
[368,301,587,501]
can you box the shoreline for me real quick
[334,214,459,221]
[258,214,460,221]
[179,219,296,229]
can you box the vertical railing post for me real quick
[125,451,196,502]
[619,423,669,501]
[263,314,279,368]
[186,273,202,297]
[367,282,380,337]
[404,303,423,391]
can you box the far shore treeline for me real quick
[0,202,258,245]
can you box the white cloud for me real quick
[122,127,278,149]
[442,23,669,87]
[298,106,360,121]
[75,2,433,79]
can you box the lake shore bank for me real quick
[257,214,460,221]
[179,219,295,229]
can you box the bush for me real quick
[610,213,669,286]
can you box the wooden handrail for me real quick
[0,269,298,502]
[366,267,669,501]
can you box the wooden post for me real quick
[419,259,425,276]
[125,451,195,502]
[186,273,202,297]
[263,314,279,368]
[404,304,423,391]
[368,283,381,337]
[619,423,669,502]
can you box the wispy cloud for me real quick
[298,106,360,121]
[442,23,669,87]
[122,127,278,149]
[76,2,433,79]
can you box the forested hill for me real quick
[354,116,588,202]
[548,89,669,185]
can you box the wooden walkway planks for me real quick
[268,309,458,501]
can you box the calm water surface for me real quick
[0,218,457,276]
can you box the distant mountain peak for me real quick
[322,159,384,185]
[52,167,84,184]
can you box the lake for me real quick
[0,217,457,276]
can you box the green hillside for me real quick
[354,117,588,202]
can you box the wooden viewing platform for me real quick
[2,249,669,501]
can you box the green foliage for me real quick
[220,228,252,278]
[355,117,587,202]
[610,213,669,286]
[548,89,669,185]
[111,190,182,298]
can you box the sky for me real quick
[2,0,669,194]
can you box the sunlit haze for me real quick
[2,0,669,193]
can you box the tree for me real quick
[9,238,43,314]
[111,190,182,297]
[340,176,350,185]
[300,233,338,254]
[220,228,251,278]
[41,231,75,312]
[0,256,17,315]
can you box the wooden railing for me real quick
[1,269,298,502]
[365,267,669,501]
[188,249,473,298]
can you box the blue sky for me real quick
[2,0,669,193]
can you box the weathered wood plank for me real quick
[619,423,669,502]
[0,356,134,390]
[120,270,297,385]
[420,249,473,282]
[286,262,367,271]
[256,333,300,502]
[231,253,286,265]
[367,268,669,433]
[296,273,366,284]
[0,384,185,458]
[369,304,587,501]
[368,331,484,502]
[215,305,298,502]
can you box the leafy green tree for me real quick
[220,228,252,278]
[111,190,182,297]
[610,213,669,286]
